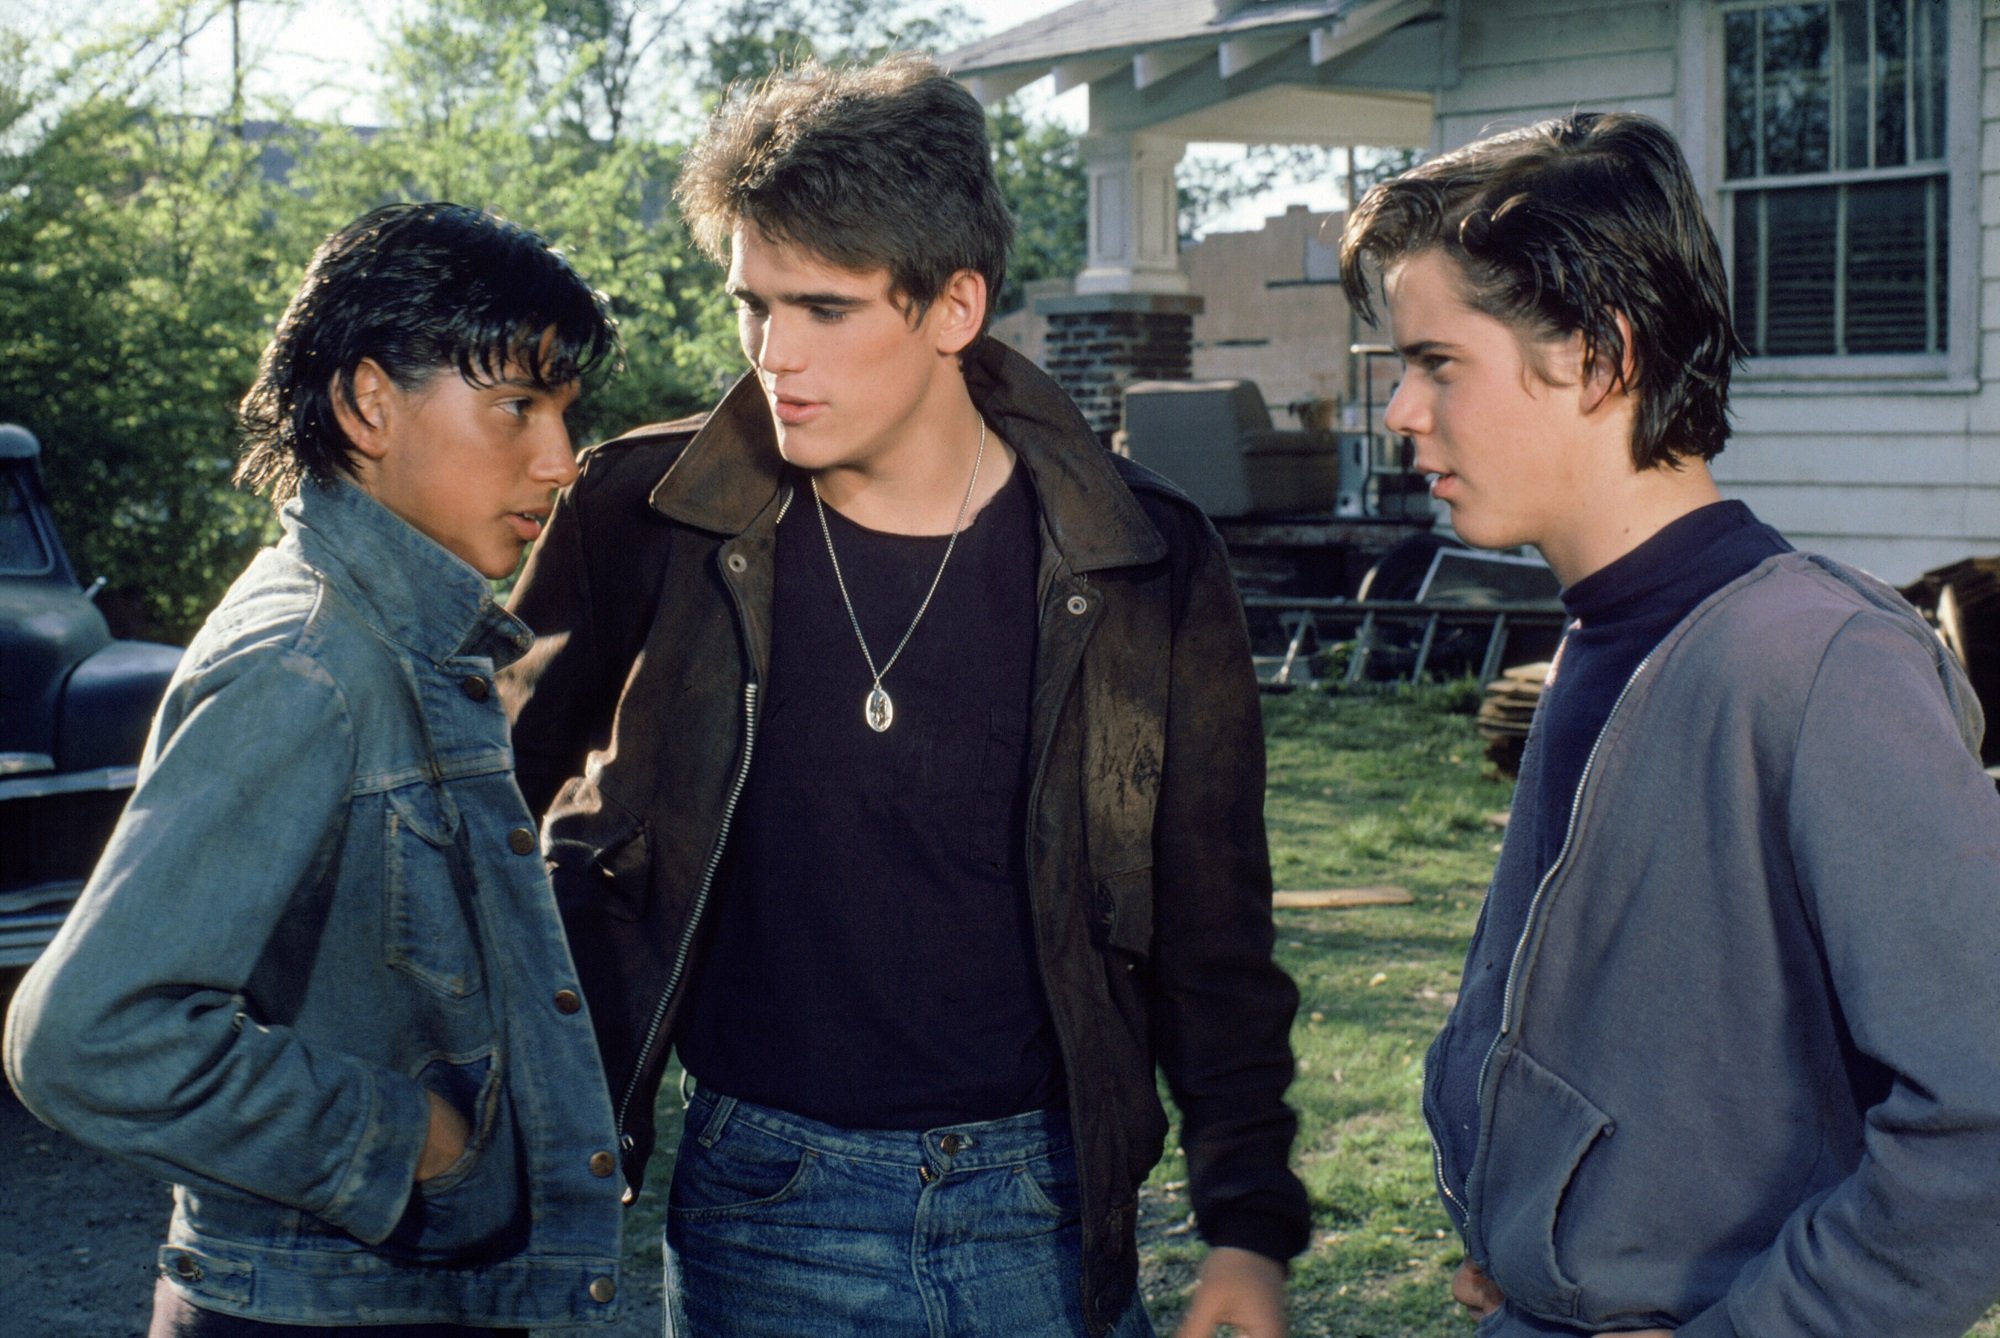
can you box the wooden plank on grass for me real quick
[1273,887,1413,909]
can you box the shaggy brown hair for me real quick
[1340,112,1745,469]
[675,54,1013,332]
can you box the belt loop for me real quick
[696,1093,737,1148]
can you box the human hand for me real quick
[415,1089,469,1182]
[1172,1245,1287,1338]
[1451,1264,1671,1335]
[1452,1258,1505,1320]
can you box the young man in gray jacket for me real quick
[1341,111,2000,1337]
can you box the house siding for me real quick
[1714,0,1988,583]
[1435,1,1678,150]
[1425,0,1992,585]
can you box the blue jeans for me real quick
[664,1087,1156,1337]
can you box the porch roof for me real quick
[944,0,1443,147]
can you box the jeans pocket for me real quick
[1014,1144,1082,1222]
[382,782,483,1000]
[669,1111,815,1220]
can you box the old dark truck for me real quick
[0,424,181,970]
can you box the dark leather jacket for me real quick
[501,340,1309,1331]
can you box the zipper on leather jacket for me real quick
[614,493,787,1151]
[614,680,761,1149]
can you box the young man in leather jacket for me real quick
[502,54,1309,1338]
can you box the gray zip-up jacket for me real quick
[1445,552,2000,1337]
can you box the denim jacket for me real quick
[3,480,625,1327]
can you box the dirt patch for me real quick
[0,1082,665,1337]
[0,1082,163,1337]
[1134,1178,1203,1326]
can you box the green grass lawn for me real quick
[1140,682,1511,1337]
[631,680,2000,1336]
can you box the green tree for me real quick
[0,70,291,638]
[539,0,695,142]
[0,0,1096,638]
[988,100,1085,316]
[344,0,738,438]
[685,0,973,102]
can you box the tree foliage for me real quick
[989,100,1085,315]
[685,0,973,103]
[0,97,285,638]
[0,0,1095,640]
[0,0,748,639]
[1178,144,1424,240]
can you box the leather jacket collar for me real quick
[646,339,1168,574]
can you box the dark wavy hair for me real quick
[675,54,1013,333]
[1339,111,1745,468]
[236,202,617,499]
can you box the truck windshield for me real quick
[0,470,52,574]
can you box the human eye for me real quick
[808,305,847,324]
[496,396,531,420]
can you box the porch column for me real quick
[1040,133,1204,445]
[1034,292,1205,447]
[1076,131,1191,295]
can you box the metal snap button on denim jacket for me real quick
[3,479,624,1327]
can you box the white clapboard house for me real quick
[948,0,1981,583]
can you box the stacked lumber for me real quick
[1477,661,1549,779]
[1273,887,1412,909]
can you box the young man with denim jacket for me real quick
[4,203,628,1335]
[501,56,1309,1338]
[1340,113,2000,1337]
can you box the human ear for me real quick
[1579,312,1638,415]
[331,359,395,461]
[933,269,988,357]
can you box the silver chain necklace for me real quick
[810,419,987,733]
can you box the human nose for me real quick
[1383,374,1427,439]
[531,416,579,489]
[744,310,804,376]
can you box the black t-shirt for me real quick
[674,462,1063,1129]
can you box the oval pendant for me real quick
[865,685,894,733]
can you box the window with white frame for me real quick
[1720,0,1947,358]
